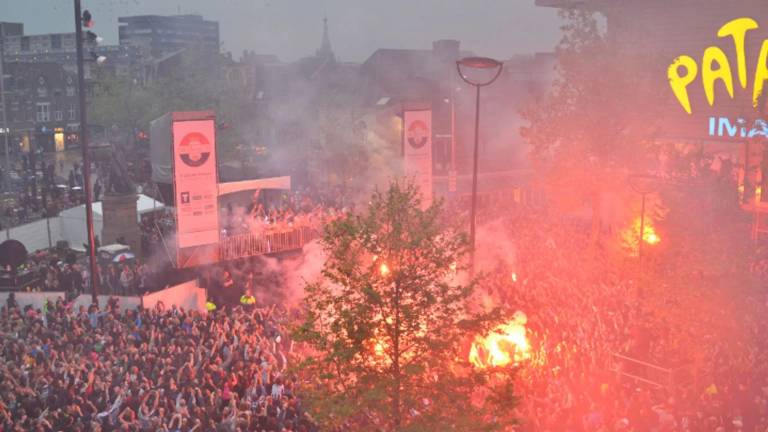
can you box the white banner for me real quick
[403,110,433,208]
[173,120,219,248]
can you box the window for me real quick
[68,105,76,121]
[54,110,63,121]
[36,103,50,122]
[66,86,75,97]
[51,34,62,50]
[20,37,30,52]
[37,77,47,98]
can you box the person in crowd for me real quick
[106,264,121,296]
[0,298,316,431]
[119,265,135,297]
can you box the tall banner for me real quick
[403,110,433,208]
[172,119,219,248]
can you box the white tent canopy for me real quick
[59,194,165,251]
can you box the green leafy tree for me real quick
[89,74,161,142]
[521,9,664,243]
[295,181,517,431]
[306,111,371,198]
[90,49,249,163]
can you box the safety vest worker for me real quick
[240,295,256,305]
[206,301,217,312]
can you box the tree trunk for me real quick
[392,282,402,431]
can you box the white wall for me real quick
[58,210,103,252]
[0,281,204,314]
[0,291,66,311]
[142,280,206,314]
[3,218,61,252]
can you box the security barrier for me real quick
[219,226,319,261]
[609,352,675,389]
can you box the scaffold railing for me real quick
[219,226,320,261]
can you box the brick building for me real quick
[2,62,81,154]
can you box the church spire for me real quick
[317,16,335,61]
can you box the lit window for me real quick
[36,103,50,122]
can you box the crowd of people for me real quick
[220,190,341,239]
[0,296,316,431]
[5,178,768,431]
[6,249,162,300]
[474,201,768,431]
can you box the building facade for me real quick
[2,62,81,154]
[0,24,139,79]
[118,15,219,59]
[537,0,768,141]
[537,0,768,233]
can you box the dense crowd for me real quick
[220,191,340,239]
[476,202,768,431]
[7,250,160,300]
[0,297,316,432]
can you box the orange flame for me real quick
[622,218,661,255]
[469,312,530,368]
[640,220,661,245]
[379,263,390,276]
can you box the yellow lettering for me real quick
[668,55,698,114]
[754,40,768,108]
[702,46,735,106]
[718,17,759,89]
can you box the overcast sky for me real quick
[0,0,562,62]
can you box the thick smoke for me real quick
[474,218,517,275]
[246,240,327,308]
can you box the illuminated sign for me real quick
[172,120,219,248]
[668,17,768,115]
[709,117,768,138]
[403,110,433,209]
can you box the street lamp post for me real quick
[74,0,100,303]
[0,26,11,173]
[456,57,503,277]
[628,174,660,296]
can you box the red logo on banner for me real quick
[179,132,211,167]
[407,120,428,149]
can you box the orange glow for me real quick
[469,312,530,369]
[622,218,661,254]
[642,221,661,245]
[645,230,661,245]
[511,272,518,283]
[379,263,390,276]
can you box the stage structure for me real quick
[150,111,291,268]
[402,108,433,209]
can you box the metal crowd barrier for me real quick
[219,226,320,261]
[609,352,678,389]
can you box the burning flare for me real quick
[469,311,530,368]
[637,219,661,245]
[622,217,661,255]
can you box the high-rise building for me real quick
[0,22,23,38]
[118,14,220,59]
[1,28,138,78]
